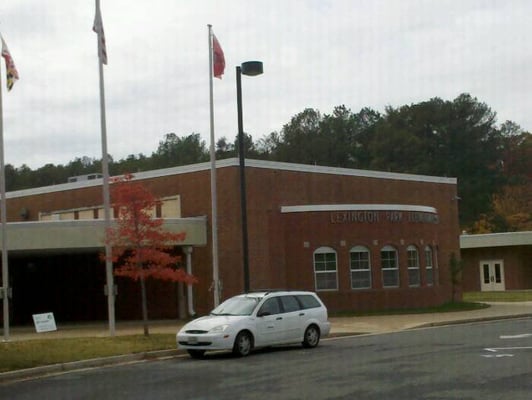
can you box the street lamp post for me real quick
[236,61,263,293]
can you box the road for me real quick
[1,318,530,399]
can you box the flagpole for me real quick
[0,60,9,342]
[208,25,220,307]
[95,0,115,336]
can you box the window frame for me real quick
[407,245,420,287]
[313,246,338,291]
[425,245,434,286]
[350,245,372,290]
[381,245,399,288]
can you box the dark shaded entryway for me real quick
[9,253,107,325]
[6,252,183,326]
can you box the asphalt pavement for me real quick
[1,301,531,383]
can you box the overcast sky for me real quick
[0,0,530,169]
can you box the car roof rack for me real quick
[247,289,288,296]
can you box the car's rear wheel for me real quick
[233,331,253,357]
[187,349,206,359]
[302,325,320,348]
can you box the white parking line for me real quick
[481,345,532,358]
[481,354,514,358]
[481,333,532,358]
[500,333,532,339]
[485,346,532,352]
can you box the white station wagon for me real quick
[177,291,331,358]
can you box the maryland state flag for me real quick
[1,35,19,91]
[212,33,225,79]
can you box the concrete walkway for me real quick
[330,301,532,334]
[1,302,531,384]
[4,302,532,341]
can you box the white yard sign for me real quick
[32,312,57,333]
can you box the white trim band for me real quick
[281,204,438,214]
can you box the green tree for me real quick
[256,131,281,160]
[152,133,209,168]
[65,156,99,178]
[14,164,34,190]
[318,105,359,168]
[215,136,235,159]
[347,107,382,168]
[263,106,381,168]
[234,132,261,159]
[34,163,68,187]
[113,153,152,175]
[369,94,504,227]
[273,108,322,164]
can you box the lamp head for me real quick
[241,61,263,76]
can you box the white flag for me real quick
[93,7,108,64]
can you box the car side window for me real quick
[297,294,321,309]
[258,298,281,316]
[280,296,301,313]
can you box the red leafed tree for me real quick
[104,173,196,336]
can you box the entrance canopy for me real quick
[0,217,207,254]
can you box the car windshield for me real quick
[210,296,260,316]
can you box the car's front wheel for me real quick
[187,349,206,359]
[233,331,253,357]
[302,325,320,348]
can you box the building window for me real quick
[313,247,338,291]
[425,246,434,286]
[407,245,420,287]
[350,246,371,289]
[381,245,399,288]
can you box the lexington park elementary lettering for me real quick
[330,210,439,224]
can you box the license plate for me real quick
[188,336,198,344]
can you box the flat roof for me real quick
[460,231,532,249]
[6,158,457,199]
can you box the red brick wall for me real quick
[242,167,460,312]
[3,162,461,318]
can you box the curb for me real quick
[412,313,532,330]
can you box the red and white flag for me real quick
[93,6,108,64]
[212,34,225,79]
[1,35,19,91]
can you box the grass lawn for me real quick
[463,290,532,303]
[0,334,176,373]
[331,300,489,318]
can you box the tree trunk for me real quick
[140,275,149,336]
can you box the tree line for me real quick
[6,93,530,233]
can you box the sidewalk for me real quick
[5,302,532,340]
[329,301,532,335]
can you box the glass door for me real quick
[479,260,505,291]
